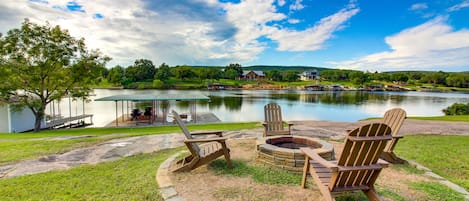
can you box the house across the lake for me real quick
[241,70,265,80]
[300,70,320,81]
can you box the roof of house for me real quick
[95,94,210,101]
[242,70,265,76]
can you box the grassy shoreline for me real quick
[94,77,469,92]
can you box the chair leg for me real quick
[223,149,232,168]
[363,186,381,201]
[381,152,407,164]
[301,156,310,188]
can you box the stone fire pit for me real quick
[256,136,334,172]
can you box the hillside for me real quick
[191,65,331,72]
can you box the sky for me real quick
[1,0,469,72]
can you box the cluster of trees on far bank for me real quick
[102,61,306,88]
[99,59,469,89]
[320,69,469,88]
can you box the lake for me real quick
[49,89,469,127]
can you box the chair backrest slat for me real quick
[172,110,200,154]
[264,103,284,132]
[382,108,406,152]
[383,108,406,136]
[332,123,392,190]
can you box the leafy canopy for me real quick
[0,19,110,131]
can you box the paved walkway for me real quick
[1,119,469,179]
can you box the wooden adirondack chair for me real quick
[171,110,232,172]
[301,123,392,201]
[380,108,407,164]
[262,103,293,137]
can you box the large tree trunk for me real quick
[33,107,45,132]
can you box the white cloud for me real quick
[268,3,359,51]
[288,18,300,24]
[289,0,304,11]
[331,16,469,71]
[0,0,359,67]
[278,0,286,6]
[447,0,469,12]
[409,3,428,11]
[1,0,247,66]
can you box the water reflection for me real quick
[205,96,242,111]
[49,89,469,127]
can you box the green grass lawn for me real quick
[395,135,469,190]
[0,142,465,200]
[1,118,468,199]
[0,122,260,165]
[0,148,182,201]
[409,115,469,122]
[363,115,469,122]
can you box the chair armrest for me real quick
[393,135,404,139]
[262,122,267,127]
[300,147,338,172]
[184,137,227,143]
[378,159,390,168]
[190,131,223,137]
[285,122,294,126]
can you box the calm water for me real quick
[49,89,469,127]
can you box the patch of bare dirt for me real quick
[169,138,441,201]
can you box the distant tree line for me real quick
[99,58,469,89]
[320,69,469,88]
[101,60,304,88]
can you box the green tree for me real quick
[320,69,350,81]
[0,19,109,131]
[224,63,243,78]
[197,68,209,80]
[349,71,368,85]
[107,65,125,85]
[390,72,409,83]
[266,70,282,81]
[224,69,239,80]
[422,71,447,85]
[207,68,222,80]
[369,72,390,82]
[155,63,171,81]
[172,65,195,80]
[446,73,469,87]
[283,71,299,82]
[125,59,155,82]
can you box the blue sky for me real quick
[1,0,469,72]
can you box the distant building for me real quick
[241,70,265,80]
[0,103,45,133]
[300,70,320,81]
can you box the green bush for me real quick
[152,79,164,88]
[442,102,469,115]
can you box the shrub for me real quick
[442,102,469,115]
[152,80,164,88]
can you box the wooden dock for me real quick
[45,114,94,129]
